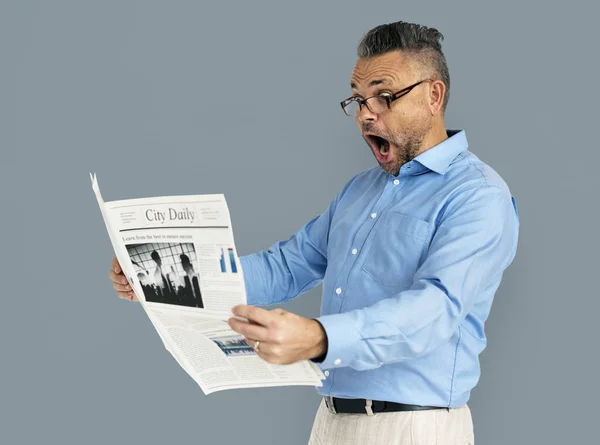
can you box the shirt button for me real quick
[334,359,342,366]
[393,179,399,185]
[351,248,358,255]
[335,287,342,295]
[324,370,330,377]
[370,212,377,219]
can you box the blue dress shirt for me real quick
[240,129,520,408]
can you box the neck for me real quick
[417,120,448,156]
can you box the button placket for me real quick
[333,175,404,315]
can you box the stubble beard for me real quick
[378,117,432,176]
[382,134,422,175]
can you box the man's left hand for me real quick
[227,305,327,365]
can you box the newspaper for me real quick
[90,174,325,394]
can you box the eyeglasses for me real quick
[340,79,432,116]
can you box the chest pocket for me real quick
[361,211,432,287]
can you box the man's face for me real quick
[349,51,433,175]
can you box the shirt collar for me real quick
[411,129,469,175]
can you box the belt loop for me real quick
[365,399,375,416]
[326,396,337,414]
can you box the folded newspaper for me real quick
[91,174,325,394]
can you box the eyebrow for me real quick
[350,78,393,89]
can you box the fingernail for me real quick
[126,285,131,290]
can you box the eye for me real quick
[378,91,392,97]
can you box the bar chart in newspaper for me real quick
[219,247,238,274]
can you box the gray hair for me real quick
[357,21,450,113]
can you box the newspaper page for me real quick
[91,174,325,394]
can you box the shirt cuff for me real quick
[314,312,361,370]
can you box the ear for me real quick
[428,80,446,115]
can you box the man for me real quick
[150,250,172,302]
[180,253,203,308]
[109,21,519,445]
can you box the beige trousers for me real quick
[307,399,474,445]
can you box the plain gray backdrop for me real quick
[2,1,598,444]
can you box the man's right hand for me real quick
[109,257,138,301]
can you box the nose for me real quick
[357,103,377,122]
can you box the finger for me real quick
[112,281,132,292]
[241,336,287,363]
[108,269,128,285]
[244,338,271,361]
[109,272,130,290]
[250,344,282,364]
[228,318,268,340]
[116,291,137,301]
[244,337,259,351]
[112,257,121,274]
[231,305,274,326]
[116,291,130,300]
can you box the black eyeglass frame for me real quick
[340,79,433,116]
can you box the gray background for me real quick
[1,1,598,444]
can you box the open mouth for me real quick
[364,134,391,162]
